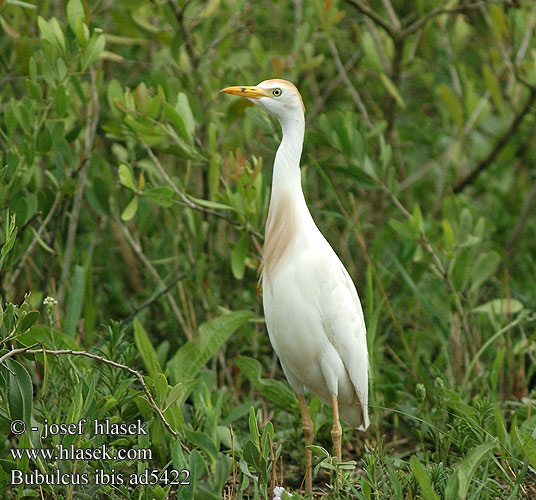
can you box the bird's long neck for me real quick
[271,115,305,198]
[262,112,315,280]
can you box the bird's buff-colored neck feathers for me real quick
[260,112,311,281]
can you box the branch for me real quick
[0,345,188,450]
[344,0,396,38]
[120,273,187,327]
[169,0,199,69]
[143,142,264,241]
[453,86,536,193]
[57,67,100,307]
[7,192,61,295]
[112,209,192,340]
[402,0,515,38]
[328,39,372,128]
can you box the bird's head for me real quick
[220,79,304,123]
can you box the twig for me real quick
[0,345,188,449]
[7,192,61,295]
[112,209,192,339]
[328,39,372,128]
[344,0,396,38]
[381,0,401,31]
[347,194,417,377]
[143,142,264,240]
[120,273,187,327]
[401,0,515,38]
[169,0,199,69]
[363,16,391,73]
[57,67,100,306]
[507,180,536,254]
[453,86,536,193]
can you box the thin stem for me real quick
[112,208,192,340]
[7,192,61,295]
[0,345,189,449]
[453,86,536,193]
[328,39,372,128]
[57,67,100,306]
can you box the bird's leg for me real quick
[330,393,342,462]
[297,394,313,494]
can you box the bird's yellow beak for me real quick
[220,85,267,99]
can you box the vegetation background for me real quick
[1,0,536,498]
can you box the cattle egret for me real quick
[221,79,369,493]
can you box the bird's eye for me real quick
[272,88,282,97]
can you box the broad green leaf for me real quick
[133,318,161,379]
[66,0,85,34]
[81,33,105,70]
[472,298,524,316]
[121,196,138,220]
[440,84,463,131]
[163,102,189,143]
[410,456,440,500]
[442,219,454,251]
[118,163,137,191]
[185,194,235,212]
[64,265,86,336]
[20,326,81,351]
[7,359,33,424]
[380,73,406,109]
[168,310,253,384]
[185,429,218,461]
[389,219,416,240]
[176,92,195,142]
[231,232,248,280]
[470,250,501,293]
[445,441,496,500]
[516,428,536,469]
[143,187,174,207]
[483,65,505,116]
[235,356,298,411]
[19,311,39,333]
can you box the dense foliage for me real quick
[1,0,536,498]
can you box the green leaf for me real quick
[64,265,86,336]
[80,33,105,70]
[389,219,416,240]
[168,310,253,385]
[472,298,524,316]
[440,84,463,131]
[380,73,406,109]
[121,196,138,221]
[133,318,161,379]
[163,102,189,142]
[235,356,298,411]
[410,456,440,500]
[176,92,195,142]
[242,439,262,471]
[516,428,536,469]
[231,232,248,280]
[470,250,500,293]
[6,359,33,424]
[483,65,505,116]
[185,429,218,461]
[19,311,39,333]
[143,187,174,207]
[66,0,85,34]
[118,163,137,191]
[442,219,454,251]
[445,441,496,500]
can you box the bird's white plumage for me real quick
[222,79,369,431]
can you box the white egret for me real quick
[221,79,369,493]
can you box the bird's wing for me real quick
[319,251,369,422]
